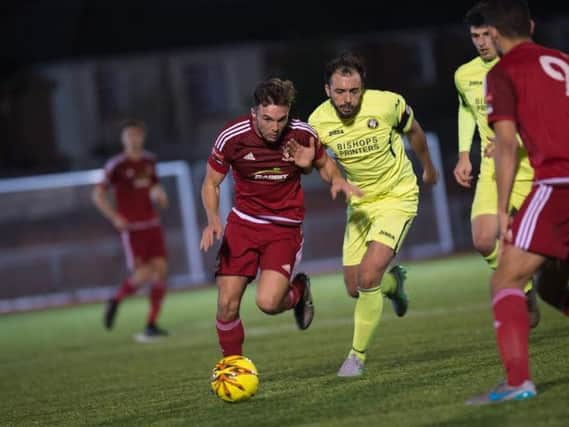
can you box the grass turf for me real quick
[1,253,568,426]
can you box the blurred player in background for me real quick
[453,2,539,328]
[92,119,170,341]
[308,52,438,377]
[467,0,569,405]
[200,78,360,357]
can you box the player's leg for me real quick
[215,215,259,356]
[534,259,569,314]
[338,200,415,377]
[511,179,540,327]
[104,228,154,329]
[466,245,543,405]
[141,226,169,337]
[143,256,168,337]
[472,179,539,327]
[255,225,313,329]
[467,184,566,405]
[216,275,249,356]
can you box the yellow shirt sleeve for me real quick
[455,72,476,153]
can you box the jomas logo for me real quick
[539,55,569,96]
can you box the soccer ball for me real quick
[210,355,259,403]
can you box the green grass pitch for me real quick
[1,254,568,426]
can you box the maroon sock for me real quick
[216,317,244,356]
[285,276,305,310]
[115,279,136,302]
[492,288,531,386]
[148,282,167,326]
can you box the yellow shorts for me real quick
[343,190,418,266]
[471,176,533,219]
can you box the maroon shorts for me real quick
[216,213,303,281]
[511,184,569,260]
[121,226,167,270]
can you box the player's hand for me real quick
[200,217,223,252]
[422,163,439,186]
[453,154,473,188]
[497,210,513,262]
[484,137,496,158]
[112,214,128,231]
[283,137,316,169]
[151,185,169,210]
[330,178,363,201]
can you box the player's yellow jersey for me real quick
[454,56,533,181]
[308,90,418,205]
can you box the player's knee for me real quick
[255,294,281,315]
[359,269,386,290]
[217,298,240,321]
[472,232,496,257]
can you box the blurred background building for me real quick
[1,1,568,311]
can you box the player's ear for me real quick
[250,107,257,118]
[325,84,331,98]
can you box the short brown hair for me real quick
[324,52,367,85]
[253,78,296,107]
[480,0,532,38]
[120,119,148,133]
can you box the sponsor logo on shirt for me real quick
[367,118,379,129]
[251,168,289,181]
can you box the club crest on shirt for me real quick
[367,118,379,129]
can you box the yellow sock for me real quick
[380,271,397,296]
[484,242,499,270]
[351,286,383,363]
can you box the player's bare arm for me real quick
[150,184,169,210]
[91,185,128,231]
[313,152,363,201]
[200,164,226,251]
[406,119,438,185]
[492,120,518,241]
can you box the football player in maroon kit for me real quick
[200,78,361,357]
[467,0,569,405]
[92,119,170,341]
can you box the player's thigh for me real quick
[511,185,569,260]
[471,177,497,220]
[148,256,168,281]
[471,214,499,253]
[258,225,302,280]
[342,206,372,267]
[343,265,359,297]
[492,244,545,293]
[216,219,260,280]
[256,269,290,311]
[358,241,395,289]
[510,179,533,212]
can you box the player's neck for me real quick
[500,37,532,55]
[124,149,144,161]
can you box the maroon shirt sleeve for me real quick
[207,142,231,175]
[486,64,517,127]
[149,159,159,185]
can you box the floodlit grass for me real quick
[1,254,568,426]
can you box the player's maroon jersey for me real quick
[100,151,159,225]
[208,115,325,225]
[486,42,569,184]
